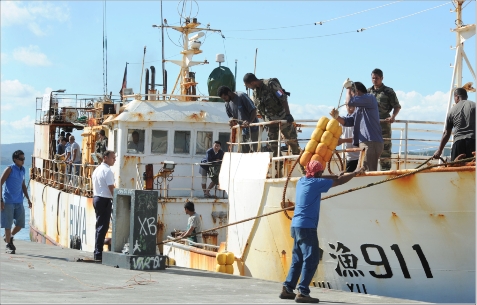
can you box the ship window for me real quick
[196,131,213,155]
[151,130,168,154]
[174,131,190,154]
[127,129,145,154]
[218,132,230,150]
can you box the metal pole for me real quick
[161,0,166,99]
[404,122,408,169]
[139,46,147,95]
[234,59,237,91]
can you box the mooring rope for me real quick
[157,156,474,246]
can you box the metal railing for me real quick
[227,118,453,174]
[31,156,98,196]
[135,161,227,199]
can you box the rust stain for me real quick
[438,214,445,217]
[375,220,379,224]
[392,212,397,217]
[123,155,140,167]
[281,250,287,269]
[186,110,207,122]
[132,112,144,120]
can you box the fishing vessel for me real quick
[29,1,474,303]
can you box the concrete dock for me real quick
[1,240,426,304]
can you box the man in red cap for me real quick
[279,160,365,303]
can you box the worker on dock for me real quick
[1,150,32,254]
[280,160,365,303]
[91,150,116,261]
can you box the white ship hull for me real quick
[167,152,475,303]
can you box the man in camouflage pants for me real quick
[368,68,401,171]
[243,73,305,177]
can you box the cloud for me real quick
[1,1,70,36]
[291,90,450,123]
[395,90,449,122]
[0,79,51,112]
[12,45,51,66]
[1,52,8,64]
[8,116,35,130]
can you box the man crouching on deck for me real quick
[279,160,365,303]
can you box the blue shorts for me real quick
[1,203,25,229]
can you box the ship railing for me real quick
[165,236,219,252]
[135,161,227,199]
[35,93,122,125]
[31,156,98,196]
[227,119,453,175]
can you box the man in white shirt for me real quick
[338,104,361,172]
[91,150,116,261]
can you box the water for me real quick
[0,164,31,241]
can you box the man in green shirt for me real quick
[368,68,401,171]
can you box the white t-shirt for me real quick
[342,126,360,161]
[92,163,115,198]
[70,142,81,162]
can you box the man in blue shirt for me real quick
[218,86,259,153]
[1,150,32,254]
[280,160,364,303]
[199,141,224,198]
[331,81,383,171]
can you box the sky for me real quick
[1,0,475,145]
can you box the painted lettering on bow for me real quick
[69,203,87,245]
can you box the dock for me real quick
[1,240,426,304]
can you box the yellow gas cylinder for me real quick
[310,128,324,142]
[216,252,227,265]
[314,143,328,158]
[299,151,313,166]
[225,264,234,274]
[305,140,319,153]
[316,117,329,130]
[216,264,226,273]
[320,131,334,147]
[225,252,235,265]
[326,119,342,138]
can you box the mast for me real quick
[445,0,476,118]
[155,5,221,101]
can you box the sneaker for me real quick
[6,243,15,254]
[279,286,296,299]
[295,293,319,303]
[94,254,102,262]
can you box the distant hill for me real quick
[1,142,34,166]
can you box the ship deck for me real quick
[1,240,427,304]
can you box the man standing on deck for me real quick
[1,150,32,254]
[91,150,116,261]
[95,130,108,162]
[199,141,224,198]
[433,88,475,161]
[367,68,401,170]
[68,136,81,187]
[331,81,383,171]
[217,85,259,153]
[243,73,305,177]
[279,160,365,303]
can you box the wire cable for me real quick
[225,2,451,41]
[223,1,401,32]
[315,1,402,25]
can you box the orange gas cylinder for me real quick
[300,151,313,166]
